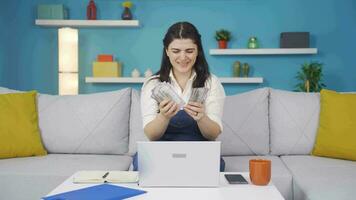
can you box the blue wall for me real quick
[0,2,13,86]
[1,0,356,95]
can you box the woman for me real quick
[134,21,226,171]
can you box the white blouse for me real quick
[140,70,226,131]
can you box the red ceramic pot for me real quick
[218,40,227,49]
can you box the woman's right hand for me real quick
[158,99,179,120]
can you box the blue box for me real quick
[37,4,68,19]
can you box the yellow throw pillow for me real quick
[312,89,356,160]
[0,91,47,159]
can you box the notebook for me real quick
[43,184,146,200]
[73,171,138,184]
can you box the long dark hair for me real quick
[156,22,210,88]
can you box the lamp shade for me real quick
[59,73,78,95]
[58,27,78,95]
[58,28,78,73]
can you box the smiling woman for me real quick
[165,39,198,76]
[133,22,226,172]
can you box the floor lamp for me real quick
[58,27,78,95]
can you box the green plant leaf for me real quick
[215,29,231,41]
[294,61,326,92]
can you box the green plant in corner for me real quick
[295,61,326,92]
[215,29,231,49]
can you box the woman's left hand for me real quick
[184,102,205,121]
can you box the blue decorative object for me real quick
[43,184,146,200]
[37,4,68,19]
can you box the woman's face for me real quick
[166,39,198,75]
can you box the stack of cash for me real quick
[151,82,186,109]
[151,82,209,108]
[189,87,209,103]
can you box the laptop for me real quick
[137,141,221,187]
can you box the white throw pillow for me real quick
[38,88,131,154]
[217,88,270,156]
[269,88,320,155]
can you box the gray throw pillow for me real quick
[217,87,270,156]
[128,89,148,156]
[37,88,131,154]
[269,88,320,155]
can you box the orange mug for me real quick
[249,159,271,186]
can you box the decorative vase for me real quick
[86,0,97,20]
[121,7,133,20]
[248,37,259,49]
[131,68,140,77]
[218,40,227,49]
[242,63,250,77]
[144,68,153,78]
[233,61,241,77]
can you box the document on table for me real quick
[43,184,146,200]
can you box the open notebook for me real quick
[73,171,139,184]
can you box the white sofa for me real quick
[0,87,355,200]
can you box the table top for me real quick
[46,172,284,200]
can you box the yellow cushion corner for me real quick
[0,91,47,159]
[312,89,356,161]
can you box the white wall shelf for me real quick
[86,77,146,83]
[209,48,317,55]
[219,77,263,83]
[35,19,140,27]
[85,77,263,84]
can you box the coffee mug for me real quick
[249,159,271,186]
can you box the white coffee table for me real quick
[45,172,284,200]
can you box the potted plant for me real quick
[295,61,326,92]
[215,29,231,49]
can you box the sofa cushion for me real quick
[223,155,293,200]
[312,89,356,161]
[218,87,269,156]
[0,154,132,176]
[128,89,148,156]
[270,89,320,155]
[0,87,20,93]
[0,91,47,158]
[37,88,131,154]
[281,155,356,200]
[0,87,132,155]
[0,154,132,200]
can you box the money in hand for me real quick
[189,87,209,103]
[151,82,186,109]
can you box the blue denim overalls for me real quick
[133,110,225,171]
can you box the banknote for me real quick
[151,82,209,109]
[151,82,186,109]
[189,87,209,103]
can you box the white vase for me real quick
[144,68,153,78]
[131,68,140,78]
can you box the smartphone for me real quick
[224,174,249,184]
